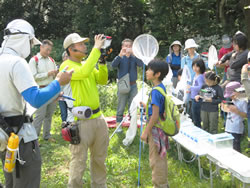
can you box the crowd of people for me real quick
[167,32,249,154]
[0,18,249,188]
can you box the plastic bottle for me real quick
[4,133,19,173]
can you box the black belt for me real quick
[92,107,100,114]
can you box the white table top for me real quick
[207,148,250,183]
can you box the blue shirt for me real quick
[166,52,181,77]
[181,53,200,83]
[148,83,166,117]
[112,55,143,82]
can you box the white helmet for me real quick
[2,19,41,58]
[184,39,199,50]
[4,19,41,45]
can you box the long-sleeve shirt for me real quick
[181,52,200,83]
[29,53,57,86]
[59,48,108,119]
[241,72,250,99]
[190,74,205,99]
[200,84,224,112]
[220,49,249,82]
[111,55,143,82]
[166,52,181,77]
[218,46,233,72]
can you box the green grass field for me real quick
[1,106,249,188]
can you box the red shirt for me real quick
[218,46,233,72]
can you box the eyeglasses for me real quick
[4,29,29,36]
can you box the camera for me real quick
[101,36,112,49]
[222,100,234,113]
[222,100,234,105]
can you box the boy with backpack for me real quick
[141,59,171,188]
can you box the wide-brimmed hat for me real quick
[184,39,199,50]
[170,40,182,48]
[224,81,241,98]
[222,34,232,49]
[63,33,89,49]
[5,19,41,45]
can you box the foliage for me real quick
[0,0,249,61]
[98,82,118,115]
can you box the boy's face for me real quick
[146,68,154,81]
[146,68,160,81]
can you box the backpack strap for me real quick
[153,86,166,97]
[33,55,39,63]
[49,56,55,63]
[146,86,166,114]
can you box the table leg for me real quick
[210,159,213,188]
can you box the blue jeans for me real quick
[59,100,68,122]
[116,84,138,123]
[191,99,202,128]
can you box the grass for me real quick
[0,102,249,187]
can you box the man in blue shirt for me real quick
[112,38,143,132]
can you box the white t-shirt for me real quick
[0,48,37,117]
[225,99,247,134]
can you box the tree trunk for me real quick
[219,0,226,30]
[241,0,250,47]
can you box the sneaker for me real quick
[116,123,123,133]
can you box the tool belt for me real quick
[0,115,32,136]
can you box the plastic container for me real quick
[200,89,213,101]
[208,133,233,149]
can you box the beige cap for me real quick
[63,33,89,49]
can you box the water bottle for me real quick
[4,133,19,173]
